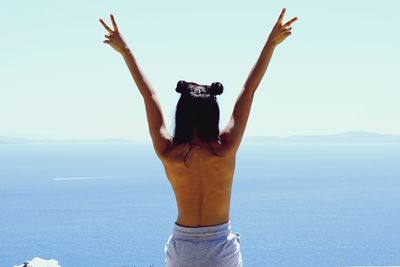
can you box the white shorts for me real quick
[164,220,242,267]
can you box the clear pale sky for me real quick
[1,0,399,141]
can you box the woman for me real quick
[99,8,297,266]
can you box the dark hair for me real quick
[172,80,224,168]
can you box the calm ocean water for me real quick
[0,142,399,267]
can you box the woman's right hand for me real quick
[267,8,298,47]
[99,14,130,55]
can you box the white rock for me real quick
[14,257,61,267]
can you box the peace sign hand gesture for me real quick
[267,8,298,47]
[99,14,130,55]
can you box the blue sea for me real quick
[1,142,400,267]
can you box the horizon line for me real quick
[1,130,400,143]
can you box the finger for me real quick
[282,17,298,28]
[105,34,113,39]
[282,26,292,31]
[103,40,111,44]
[99,18,113,33]
[277,8,286,24]
[110,14,119,32]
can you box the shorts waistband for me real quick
[172,220,232,241]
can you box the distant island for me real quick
[243,131,400,144]
[1,131,400,145]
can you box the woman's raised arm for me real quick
[99,14,172,158]
[220,8,298,154]
[243,8,298,93]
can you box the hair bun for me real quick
[176,80,188,94]
[210,82,223,96]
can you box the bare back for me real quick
[160,140,236,227]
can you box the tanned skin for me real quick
[99,8,298,227]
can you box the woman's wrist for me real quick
[120,46,132,57]
[266,38,278,49]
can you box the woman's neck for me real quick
[190,131,209,146]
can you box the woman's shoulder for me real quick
[159,139,236,166]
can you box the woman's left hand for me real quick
[267,8,298,47]
[99,14,130,54]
